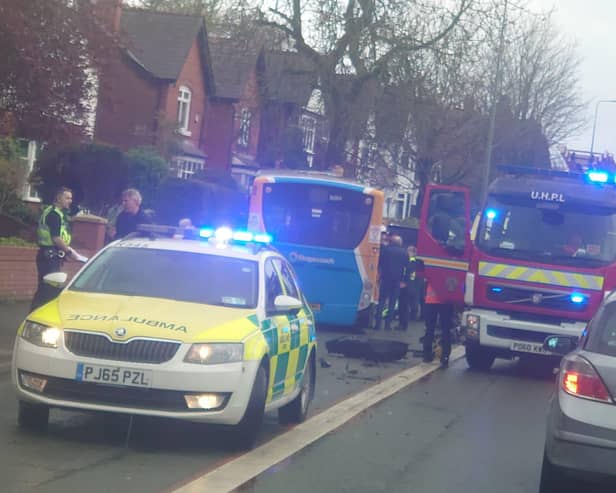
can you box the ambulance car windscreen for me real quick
[476,195,616,267]
[70,247,258,307]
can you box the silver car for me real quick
[540,296,616,491]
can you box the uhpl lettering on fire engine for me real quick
[530,191,565,202]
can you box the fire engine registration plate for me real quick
[75,362,152,388]
[510,342,546,354]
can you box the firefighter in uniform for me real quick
[422,281,454,368]
[30,187,76,311]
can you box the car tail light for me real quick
[561,354,613,403]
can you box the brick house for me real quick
[256,51,329,171]
[94,3,216,178]
[203,38,262,190]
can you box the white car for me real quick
[12,226,317,448]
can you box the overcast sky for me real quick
[530,0,616,154]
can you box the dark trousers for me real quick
[375,278,401,330]
[423,303,454,362]
[398,281,421,329]
[30,248,64,312]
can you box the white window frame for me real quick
[238,108,251,147]
[300,115,316,168]
[173,156,204,180]
[19,140,40,202]
[177,86,192,136]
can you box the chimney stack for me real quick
[91,0,122,33]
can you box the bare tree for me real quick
[253,0,474,166]
[499,12,587,143]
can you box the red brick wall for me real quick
[163,38,208,151]
[95,50,163,150]
[203,101,234,170]
[0,247,96,301]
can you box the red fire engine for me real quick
[417,167,616,370]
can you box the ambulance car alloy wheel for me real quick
[18,401,50,432]
[465,343,496,371]
[278,351,315,424]
[230,365,268,450]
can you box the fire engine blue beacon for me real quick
[569,293,586,305]
[586,170,609,183]
[485,209,498,220]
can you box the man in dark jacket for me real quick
[374,235,409,331]
[113,188,151,239]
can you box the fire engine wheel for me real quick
[465,344,496,371]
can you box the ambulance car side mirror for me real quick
[273,295,303,313]
[43,272,68,288]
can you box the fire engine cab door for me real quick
[417,184,472,305]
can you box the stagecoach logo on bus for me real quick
[289,252,335,265]
[530,191,565,202]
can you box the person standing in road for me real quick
[398,245,423,331]
[30,187,76,311]
[422,281,454,368]
[374,235,409,331]
[113,188,150,239]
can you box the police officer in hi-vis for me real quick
[30,187,77,311]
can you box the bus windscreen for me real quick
[262,183,373,249]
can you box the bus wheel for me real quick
[355,304,375,330]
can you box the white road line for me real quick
[169,345,466,493]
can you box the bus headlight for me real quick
[21,321,61,348]
[184,344,243,365]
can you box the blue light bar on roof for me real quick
[587,171,609,183]
[198,227,272,245]
[199,228,214,239]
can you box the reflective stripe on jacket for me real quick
[37,206,71,247]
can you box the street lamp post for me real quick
[590,99,616,156]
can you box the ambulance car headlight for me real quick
[184,343,243,365]
[21,321,61,348]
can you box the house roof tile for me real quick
[120,9,204,81]
[208,38,259,100]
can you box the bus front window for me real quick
[262,183,373,249]
[476,196,616,267]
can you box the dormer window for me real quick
[177,86,192,136]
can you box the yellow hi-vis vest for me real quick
[37,206,71,247]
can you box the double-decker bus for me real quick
[248,170,384,327]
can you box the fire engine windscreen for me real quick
[476,196,616,267]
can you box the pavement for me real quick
[0,300,28,369]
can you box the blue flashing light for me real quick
[254,233,272,244]
[570,293,586,304]
[233,231,254,242]
[587,171,609,183]
[491,287,503,293]
[199,228,214,239]
[199,227,271,245]
[486,209,498,220]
